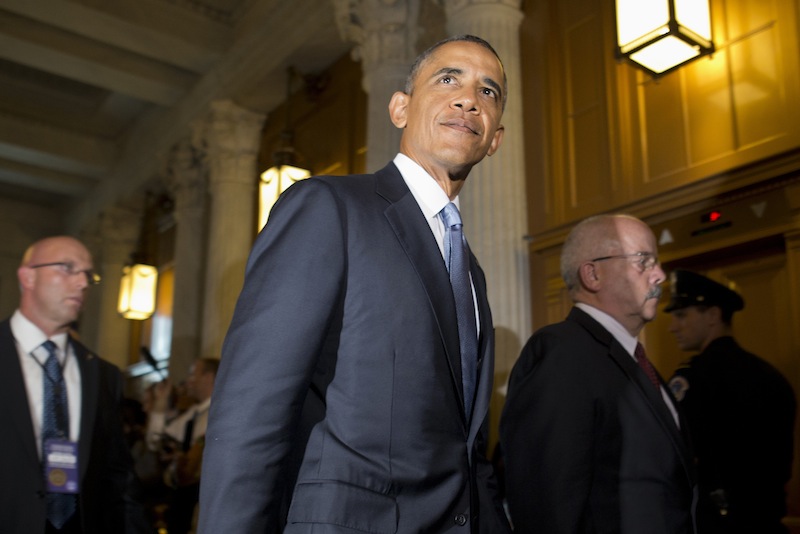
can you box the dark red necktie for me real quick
[635,342,661,391]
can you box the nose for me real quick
[452,91,478,113]
[652,263,666,285]
[75,271,90,289]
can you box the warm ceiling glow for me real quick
[616,0,713,76]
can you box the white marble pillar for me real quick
[334,0,421,171]
[167,135,208,379]
[82,206,141,370]
[200,100,265,360]
[440,0,530,407]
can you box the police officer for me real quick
[666,269,796,534]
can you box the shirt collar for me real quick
[393,153,457,221]
[575,303,638,357]
[11,309,70,358]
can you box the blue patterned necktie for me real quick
[41,340,77,528]
[441,202,478,418]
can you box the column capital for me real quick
[333,0,420,92]
[204,99,266,158]
[167,137,208,209]
[437,0,522,14]
[98,205,142,250]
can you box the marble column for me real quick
[334,0,421,171]
[200,100,265,360]
[82,205,141,370]
[440,0,530,434]
[167,134,208,379]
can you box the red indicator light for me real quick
[701,210,722,223]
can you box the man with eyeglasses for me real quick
[501,214,697,533]
[0,236,148,533]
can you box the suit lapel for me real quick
[377,164,467,422]
[72,339,98,480]
[467,253,494,445]
[570,309,694,476]
[0,320,40,467]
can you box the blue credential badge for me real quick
[44,439,79,494]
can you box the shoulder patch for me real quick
[668,376,689,401]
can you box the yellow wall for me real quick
[521,0,800,527]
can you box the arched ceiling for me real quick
[0,0,352,223]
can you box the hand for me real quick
[152,378,173,413]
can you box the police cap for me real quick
[663,269,745,313]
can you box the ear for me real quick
[388,91,409,129]
[486,125,505,157]
[17,266,34,290]
[578,262,601,292]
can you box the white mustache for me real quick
[646,286,662,300]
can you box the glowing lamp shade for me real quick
[258,164,311,232]
[117,264,158,320]
[615,0,713,76]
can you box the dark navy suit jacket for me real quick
[198,163,510,533]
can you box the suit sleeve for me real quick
[198,179,346,533]
[500,330,598,533]
[475,416,513,532]
[95,360,151,534]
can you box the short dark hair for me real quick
[404,34,508,110]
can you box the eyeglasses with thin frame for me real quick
[590,252,659,273]
[27,261,102,285]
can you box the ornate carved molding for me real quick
[436,0,522,15]
[204,99,265,156]
[333,0,420,70]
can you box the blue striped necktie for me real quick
[41,340,77,528]
[440,202,478,418]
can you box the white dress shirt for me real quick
[146,397,212,451]
[11,310,82,459]
[393,153,480,336]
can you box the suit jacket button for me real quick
[454,513,467,526]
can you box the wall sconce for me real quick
[258,132,311,232]
[117,263,158,320]
[615,0,714,77]
[118,193,160,320]
[258,68,311,232]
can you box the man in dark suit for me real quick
[198,34,510,533]
[0,236,148,533]
[666,270,796,534]
[500,214,697,533]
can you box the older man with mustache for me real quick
[501,214,697,534]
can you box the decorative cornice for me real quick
[333,0,420,69]
[204,99,266,156]
[435,0,522,17]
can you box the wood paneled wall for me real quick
[520,0,800,528]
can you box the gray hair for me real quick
[560,214,637,293]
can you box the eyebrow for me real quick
[432,67,462,79]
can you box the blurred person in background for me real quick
[666,269,796,534]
